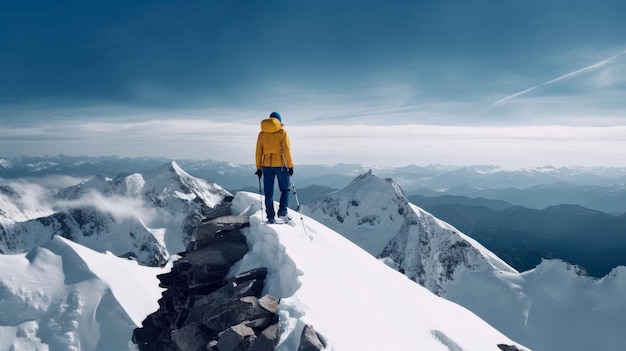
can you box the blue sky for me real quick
[1,0,626,167]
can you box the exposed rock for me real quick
[183,268,268,329]
[184,232,249,266]
[248,323,281,351]
[498,345,525,351]
[195,215,251,242]
[258,295,279,314]
[133,213,324,351]
[171,322,211,351]
[203,296,274,334]
[202,202,235,223]
[298,325,325,351]
[213,323,256,351]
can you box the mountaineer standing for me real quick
[255,111,294,224]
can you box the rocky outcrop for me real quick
[132,213,325,351]
[132,215,278,350]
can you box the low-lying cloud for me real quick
[0,178,171,229]
[52,190,162,225]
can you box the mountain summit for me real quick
[305,170,515,295]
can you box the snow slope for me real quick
[231,191,528,351]
[0,236,166,351]
[305,170,626,351]
[0,190,528,351]
[446,261,626,351]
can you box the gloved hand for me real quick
[255,169,262,178]
[288,168,294,176]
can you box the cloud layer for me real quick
[3,120,626,167]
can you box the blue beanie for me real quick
[269,111,282,122]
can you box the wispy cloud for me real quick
[53,189,165,225]
[491,50,626,106]
[0,178,174,228]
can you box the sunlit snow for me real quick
[231,192,526,351]
[0,236,166,351]
[0,192,527,351]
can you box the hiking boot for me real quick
[278,214,292,222]
[267,218,276,224]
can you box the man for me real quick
[255,111,294,223]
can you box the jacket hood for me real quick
[261,117,282,133]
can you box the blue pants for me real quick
[263,167,290,220]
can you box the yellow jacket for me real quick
[256,118,294,169]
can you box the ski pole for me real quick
[258,175,264,221]
[289,177,308,237]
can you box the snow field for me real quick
[0,236,168,351]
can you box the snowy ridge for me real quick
[231,192,527,351]
[419,203,513,272]
[381,202,516,295]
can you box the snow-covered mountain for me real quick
[0,182,55,227]
[305,170,515,295]
[1,163,624,351]
[0,190,529,351]
[232,192,529,350]
[304,170,626,351]
[0,161,232,266]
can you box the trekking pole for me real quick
[289,178,309,237]
[258,176,264,221]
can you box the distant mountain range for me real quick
[2,155,626,212]
[409,194,626,277]
[415,182,626,215]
